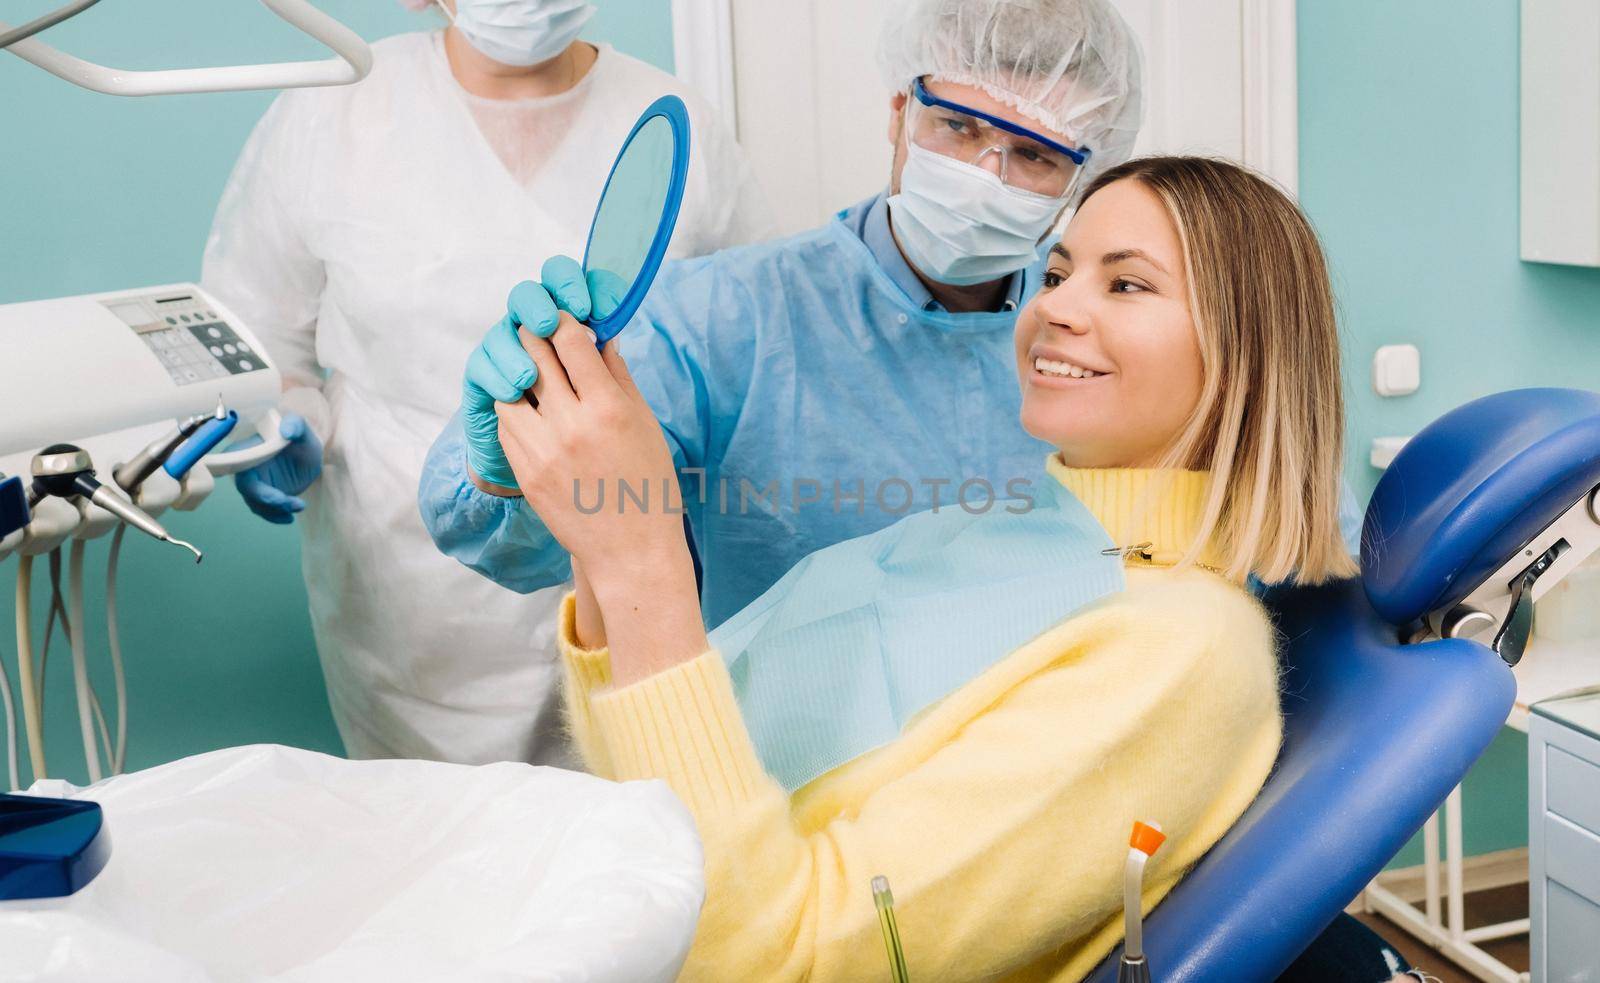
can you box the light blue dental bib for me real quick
[710,478,1125,791]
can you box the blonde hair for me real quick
[1078,156,1357,585]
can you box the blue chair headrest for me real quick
[1362,388,1600,626]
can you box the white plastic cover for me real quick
[0,745,704,982]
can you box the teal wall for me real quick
[0,1,674,786]
[1300,1,1600,866]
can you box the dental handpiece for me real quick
[113,403,223,493]
[30,445,202,562]
[85,484,201,561]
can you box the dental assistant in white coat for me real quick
[201,0,771,765]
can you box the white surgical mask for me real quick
[887,141,1068,287]
[439,0,595,68]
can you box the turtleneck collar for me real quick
[1046,455,1216,568]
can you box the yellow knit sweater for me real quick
[559,461,1283,982]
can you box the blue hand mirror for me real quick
[582,95,691,345]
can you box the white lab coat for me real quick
[201,31,770,765]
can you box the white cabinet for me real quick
[1528,690,1600,981]
[1521,0,1600,267]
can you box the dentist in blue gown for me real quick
[418,0,1357,632]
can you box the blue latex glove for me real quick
[462,255,595,489]
[587,267,630,326]
[234,414,324,525]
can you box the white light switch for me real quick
[1373,344,1421,397]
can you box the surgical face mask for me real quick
[439,0,595,68]
[888,141,1069,287]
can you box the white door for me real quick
[676,0,1299,237]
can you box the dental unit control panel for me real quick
[0,285,279,463]
[114,293,266,387]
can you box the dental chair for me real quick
[1086,387,1600,983]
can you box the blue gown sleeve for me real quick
[417,410,574,593]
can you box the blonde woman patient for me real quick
[489,156,1410,982]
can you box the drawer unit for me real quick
[1530,690,1600,982]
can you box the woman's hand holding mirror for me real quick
[493,313,683,585]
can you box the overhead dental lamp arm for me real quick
[0,0,102,51]
[0,0,372,96]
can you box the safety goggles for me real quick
[904,77,1090,198]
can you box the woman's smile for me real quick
[1026,344,1114,387]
